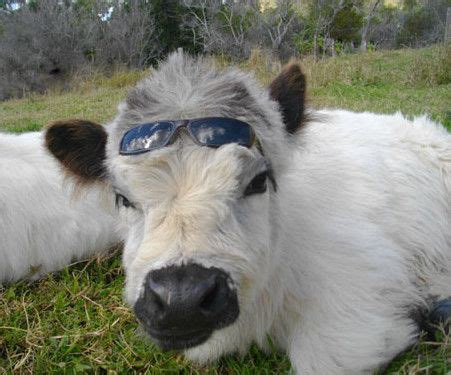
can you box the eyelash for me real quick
[244,171,268,197]
[115,193,135,209]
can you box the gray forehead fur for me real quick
[106,51,294,176]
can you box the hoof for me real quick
[429,298,451,326]
[423,298,451,339]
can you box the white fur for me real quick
[49,53,451,373]
[0,131,120,283]
[274,110,450,373]
[112,109,450,374]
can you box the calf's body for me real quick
[45,53,450,374]
[0,131,119,283]
[261,110,450,372]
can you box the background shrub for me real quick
[0,0,448,99]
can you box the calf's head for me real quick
[45,52,307,358]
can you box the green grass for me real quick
[1,46,450,373]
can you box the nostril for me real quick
[199,276,231,317]
[199,280,220,313]
[145,277,167,316]
[150,290,165,312]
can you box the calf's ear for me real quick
[45,119,108,183]
[269,63,307,134]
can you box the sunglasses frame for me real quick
[119,117,256,155]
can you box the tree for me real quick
[307,0,349,60]
[397,0,448,47]
[330,1,363,42]
[99,0,161,67]
[257,0,300,58]
[360,0,382,51]
[183,0,256,58]
[151,0,196,55]
[0,0,161,99]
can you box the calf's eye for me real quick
[115,193,135,209]
[244,171,268,197]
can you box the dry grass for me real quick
[232,44,451,88]
[70,68,150,92]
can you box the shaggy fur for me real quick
[0,131,120,283]
[45,52,450,374]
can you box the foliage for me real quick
[329,1,363,42]
[366,5,401,49]
[0,0,448,99]
[0,0,163,100]
[150,0,197,55]
[182,0,261,59]
[396,0,449,48]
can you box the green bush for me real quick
[330,3,363,43]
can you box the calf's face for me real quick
[115,137,273,350]
[45,53,307,357]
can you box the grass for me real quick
[1,46,450,373]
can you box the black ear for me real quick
[269,63,307,134]
[45,119,108,183]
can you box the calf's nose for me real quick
[134,263,239,344]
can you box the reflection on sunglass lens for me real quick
[120,122,174,154]
[190,118,253,147]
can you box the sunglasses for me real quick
[119,117,256,155]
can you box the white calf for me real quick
[0,131,120,283]
[44,52,450,374]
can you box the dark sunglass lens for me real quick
[120,122,174,154]
[189,118,253,148]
